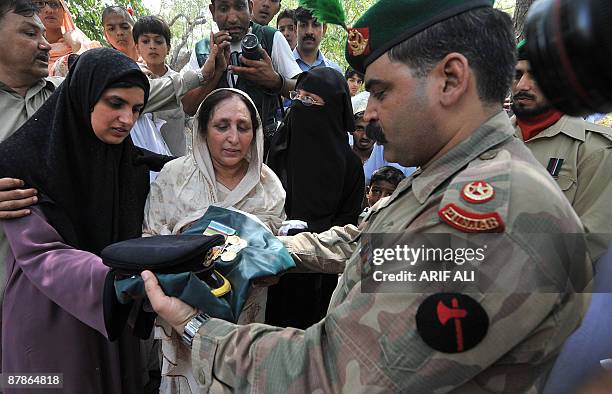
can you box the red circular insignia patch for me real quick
[462,181,495,204]
[416,293,489,353]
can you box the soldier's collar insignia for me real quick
[416,293,489,353]
[347,27,370,57]
[462,181,495,204]
[438,203,505,233]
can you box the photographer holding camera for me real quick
[512,40,612,262]
[181,0,301,151]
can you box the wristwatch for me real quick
[181,312,210,348]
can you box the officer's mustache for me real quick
[302,35,315,42]
[366,122,388,144]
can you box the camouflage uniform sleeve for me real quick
[573,131,612,260]
[189,235,586,392]
[278,224,360,274]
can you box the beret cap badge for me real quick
[347,28,370,57]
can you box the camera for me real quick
[230,33,263,67]
[525,0,612,116]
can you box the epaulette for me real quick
[438,149,510,233]
[585,122,612,144]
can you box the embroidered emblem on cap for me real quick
[462,181,495,204]
[347,27,370,56]
[438,203,504,233]
[416,293,489,353]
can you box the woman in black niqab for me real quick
[0,48,152,393]
[266,67,365,328]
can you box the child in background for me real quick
[359,166,406,223]
[345,67,364,97]
[133,16,188,156]
[102,6,139,61]
[101,7,172,180]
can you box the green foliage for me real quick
[65,0,149,44]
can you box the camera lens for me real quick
[242,33,259,51]
[525,0,612,116]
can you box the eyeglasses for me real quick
[33,1,62,10]
[289,90,324,106]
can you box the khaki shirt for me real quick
[515,115,612,260]
[0,70,201,297]
[190,112,591,393]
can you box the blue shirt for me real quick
[363,144,416,185]
[293,48,343,74]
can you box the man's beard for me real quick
[511,93,554,119]
[366,122,388,144]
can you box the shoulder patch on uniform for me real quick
[461,181,495,204]
[438,203,505,233]
[416,293,489,353]
[439,150,511,233]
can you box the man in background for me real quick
[512,39,612,261]
[251,0,280,26]
[293,6,341,73]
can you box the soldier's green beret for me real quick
[345,0,495,74]
[517,39,528,61]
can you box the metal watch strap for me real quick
[181,312,210,348]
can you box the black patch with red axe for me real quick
[416,293,489,353]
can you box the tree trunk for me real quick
[513,0,536,40]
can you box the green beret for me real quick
[345,0,494,74]
[517,39,528,61]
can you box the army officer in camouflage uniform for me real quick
[143,0,591,392]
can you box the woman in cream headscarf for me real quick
[143,88,286,392]
[143,87,285,237]
[35,0,100,76]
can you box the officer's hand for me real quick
[0,178,37,219]
[142,270,198,334]
[228,48,281,91]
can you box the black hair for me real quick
[67,53,79,70]
[345,67,363,81]
[133,15,171,46]
[198,90,260,137]
[388,7,516,105]
[102,6,134,26]
[0,0,37,22]
[369,166,406,188]
[276,8,296,27]
[294,6,316,23]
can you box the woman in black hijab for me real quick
[0,48,152,393]
[267,67,365,328]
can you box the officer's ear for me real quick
[248,0,254,14]
[435,52,470,108]
[322,24,327,36]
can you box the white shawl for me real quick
[143,88,286,236]
[144,89,286,393]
